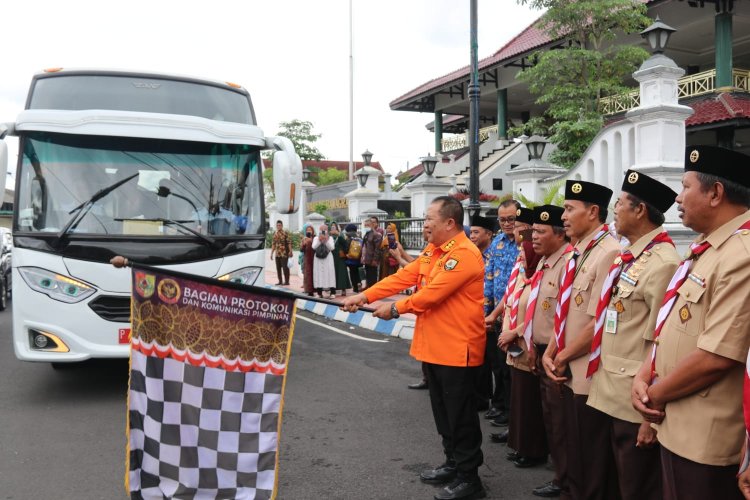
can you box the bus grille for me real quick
[88,295,131,323]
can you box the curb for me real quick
[294,297,415,340]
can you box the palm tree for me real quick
[514,181,565,208]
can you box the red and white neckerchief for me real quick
[502,251,523,307]
[740,348,750,474]
[508,272,529,330]
[554,225,609,351]
[523,245,574,351]
[586,231,674,378]
[651,220,750,382]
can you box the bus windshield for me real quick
[29,74,254,125]
[16,132,263,238]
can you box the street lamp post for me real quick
[467,0,481,218]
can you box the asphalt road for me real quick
[0,307,551,499]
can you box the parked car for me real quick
[0,227,12,310]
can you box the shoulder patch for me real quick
[444,258,459,271]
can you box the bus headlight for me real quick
[217,267,262,286]
[18,267,97,303]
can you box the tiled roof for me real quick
[686,93,750,127]
[389,17,552,110]
[390,0,658,111]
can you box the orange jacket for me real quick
[363,231,486,367]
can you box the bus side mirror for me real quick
[266,136,302,214]
[0,140,8,195]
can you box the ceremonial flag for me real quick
[126,265,296,499]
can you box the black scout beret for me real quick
[684,145,750,188]
[565,180,613,207]
[470,214,496,232]
[621,170,677,213]
[533,205,565,228]
[515,207,534,225]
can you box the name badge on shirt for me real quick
[605,309,618,334]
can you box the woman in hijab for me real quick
[300,224,316,296]
[379,223,400,280]
[330,222,352,296]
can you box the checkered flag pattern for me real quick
[128,350,283,499]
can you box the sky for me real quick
[0,0,542,186]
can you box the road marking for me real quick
[296,314,389,343]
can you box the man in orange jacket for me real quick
[342,196,486,500]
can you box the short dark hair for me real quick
[696,172,750,208]
[276,220,283,226]
[552,226,568,239]
[500,198,521,210]
[625,193,665,226]
[370,216,379,224]
[583,202,608,223]
[432,196,464,226]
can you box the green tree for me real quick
[277,119,325,161]
[316,168,348,186]
[514,0,650,167]
[312,203,329,216]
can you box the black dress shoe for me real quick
[408,380,428,390]
[513,456,547,468]
[284,282,290,286]
[484,407,503,420]
[506,450,520,461]
[490,412,509,426]
[489,430,508,443]
[532,481,562,498]
[420,462,457,484]
[434,478,486,500]
[275,282,282,285]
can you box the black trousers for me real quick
[661,446,742,500]
[346,265,361,293]
[364,265,379,289]
[492,323,511,411]
[274,257,290,284]
[425,362,484,478]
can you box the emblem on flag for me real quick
[135,272,155,298]
[157,278,181,304]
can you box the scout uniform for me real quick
[528,205,573,497]
[557,180,621,500]
[363,229,486,484]
[502,208,550,465]
[652,146,750,500]
[586,171,680,500]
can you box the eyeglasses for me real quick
[498,217,517,224]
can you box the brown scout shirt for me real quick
[563,224,621,396]
[504,277,532,372]
[587,226,679,423]
[655,210,750,466]
[531,243,571,346]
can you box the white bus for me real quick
[0,68,301,366]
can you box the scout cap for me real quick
[684,146,750,188]
[470,214,496,232]
[533,205,565,228]
[621,169,677,213]
[565,180,613,207]
[516,207,534,225]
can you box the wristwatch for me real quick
[390,304,400,319]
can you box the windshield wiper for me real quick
[54,173,139,247]
[149,218,220,249]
